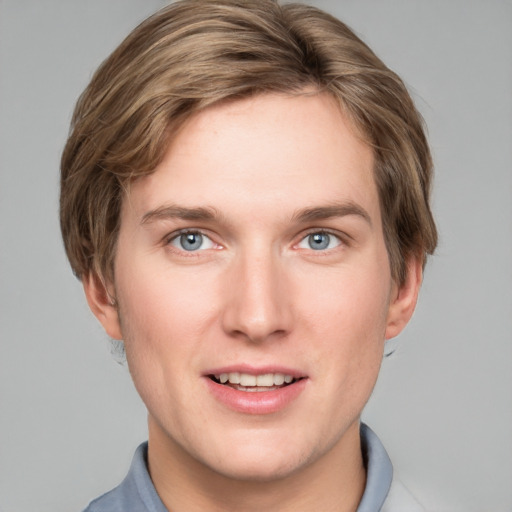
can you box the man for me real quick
[60,1,437,510]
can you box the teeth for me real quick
[240,374,257,386]
[273,373,285,385]
[214,372,296,387]
[256,374,274,386]
[228,372,240,384]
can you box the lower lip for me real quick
[204,377,308,415]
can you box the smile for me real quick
[210,372,298,391]
[205,368,307,414]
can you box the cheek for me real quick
[302,261,391,336]
[113,261,222,381]
[115,286,195,428]
[116,256,216,333]
[299,262,390,384]
[113,268,182,380]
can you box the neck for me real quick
[147,418,366,512]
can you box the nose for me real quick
[221,247,293,344]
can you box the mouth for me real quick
[205,368,308,414]
[208,372,302,392]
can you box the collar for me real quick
[357,423,393,511]
[97,422,392,512]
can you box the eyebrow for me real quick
[292,202,372,226]
[140,201,372,227]
[140,205,218,225]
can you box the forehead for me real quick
[124,92,378,225]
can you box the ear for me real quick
[385,256,423,340]
[82,272,123,340]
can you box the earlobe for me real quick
[82,272,123,340]
[385,257,423,340]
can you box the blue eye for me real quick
[169,231,215,252]
[298,232,341,251]
[180,232,203,251]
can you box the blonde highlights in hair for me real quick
[60,0,437,285]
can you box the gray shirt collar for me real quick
[357,423,393,511]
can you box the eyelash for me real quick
[295,229,346,252]
[164,228,348,255]
[165,229,218,254]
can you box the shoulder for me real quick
[82,475,145,512]
[381,478,425,512]
[82,442,167,512]
[82,487,125,512]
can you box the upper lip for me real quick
[203,364,306,379]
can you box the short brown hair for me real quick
[60,0,437,285]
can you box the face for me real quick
[87,93,419,482]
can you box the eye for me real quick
[297,231,342,251]
[169,231,216,252]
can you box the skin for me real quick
[85,92,422,512]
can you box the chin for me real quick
[209,451,308,483]
[196,431,315,483]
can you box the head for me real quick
[60,0,437,491]
[60,0,436,288]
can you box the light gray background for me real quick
[1,1,511,511]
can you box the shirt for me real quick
[83,423,424,511]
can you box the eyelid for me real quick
[294,228,348,250]
[162,227,350,252]
[165,228,221,252]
